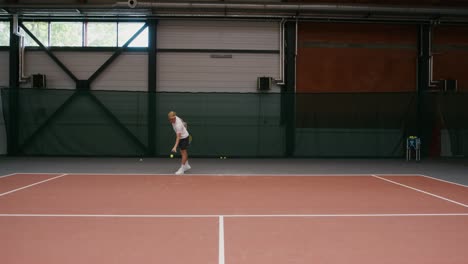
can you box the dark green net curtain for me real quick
[1,88,467,157]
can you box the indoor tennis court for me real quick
[1,161,467,264]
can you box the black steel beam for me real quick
[86,92,148,153]
[7,19,20,155]
[147,19,157,156]
[418,24,431,94]
[19,22,79,83]
[19,92,79,152]
[284,21,296,157]
[88,23,148,84]
[19,91,148,155]
[417,24,431,157]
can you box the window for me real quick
[0,21,9,46]
[86,22,117,47]
[118,22,148,47]
[50,22,82,47]
[23,22,49,46]
[13,21,149,48]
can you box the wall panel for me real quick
[297,22,417,93]
[157,53,279,92]
[433,26,468,91]
[158,20,279,50]
[157,20,280,92]
[21,51,148,91]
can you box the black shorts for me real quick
[178,136,190,150]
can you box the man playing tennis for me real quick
[168,111,191,175]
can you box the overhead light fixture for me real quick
[128,0,138,9]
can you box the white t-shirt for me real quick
[172,116,189,139]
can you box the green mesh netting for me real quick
[295,93,417,157]
[1,88,466,157]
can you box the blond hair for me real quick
[168,111,176,118]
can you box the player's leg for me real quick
[175,138,190,174]
[181,149,188,167]
[174,140,186,175]
[181,147,190,171]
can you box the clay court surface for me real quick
[1,172,467,264]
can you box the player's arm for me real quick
[172,132,182,152]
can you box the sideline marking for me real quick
[219,216,225,264]
[373,175,468,208]
[0,174,68,197]
[0,213,467,218]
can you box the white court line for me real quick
[1,173,65,179]
[417,174,468,188]
[9,172,425,177]
[0,174,68,197]
[16,172,464,188]
[372,175,468,208]
[219,216,225,264]
[0,213,467,218]
[0,173,18,179]
[2,173,67,175]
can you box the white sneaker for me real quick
[183,162,191,171]
[175,167,184,175]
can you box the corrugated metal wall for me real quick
[157,20,280,92]
[14,20,281,93]
[92,53,148,91]
[21,51,148,91]
[433,26,468,91]
[158,20,278,50]
[157,53,278,92]
[22,52,74,89]
[297,22,418,93]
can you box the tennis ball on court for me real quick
[170,154,174,158]
[139,158,143,162]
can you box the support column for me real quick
[8,18,20,155]
[148,19,157,156]
[284,21,296,157]
[417,24,431,158]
